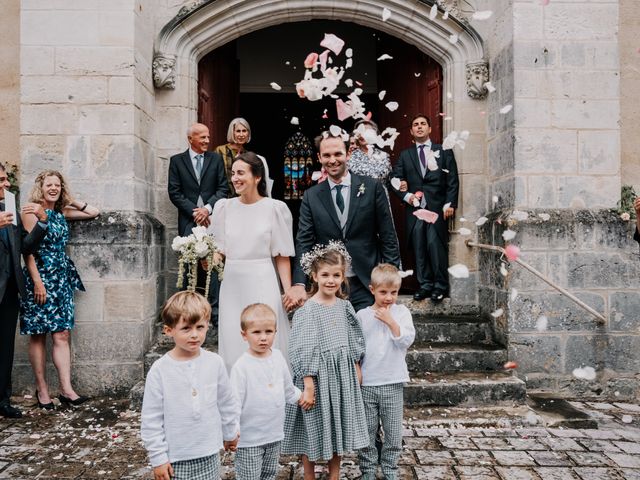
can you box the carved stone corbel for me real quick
[436,0,469,24]
[466,61,489,100]
[153,54,177,90]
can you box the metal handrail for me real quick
[465,240,607,324]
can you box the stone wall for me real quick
[478,210,640,400]
[0,0,20,171]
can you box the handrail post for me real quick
[466,240,607,324]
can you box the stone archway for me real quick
[153,0,490,306]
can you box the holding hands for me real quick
[223,433,239,452]
[192,207,210,228]
[283,285,307,312]
[299,377,315,410]
[152,463,174,480]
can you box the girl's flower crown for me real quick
[300,240,352,276]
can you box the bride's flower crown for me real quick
[300,240,352,276]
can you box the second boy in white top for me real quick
[230,303,302,480]
[357,264,415,480]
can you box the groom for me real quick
[284,131,400,312]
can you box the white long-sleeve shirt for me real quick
[357,304,416,386]
[230,349,301,447]
[141,349,239,467]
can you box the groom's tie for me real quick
[334,185,345,214]
[418,144,427,170]
[195,154,203,180]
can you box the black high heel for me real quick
[35,390,54,410]
[58,393,89,406]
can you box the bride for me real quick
[208,151,294,370]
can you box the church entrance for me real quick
[197,20,444,291]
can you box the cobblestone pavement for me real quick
[1,396,640,479]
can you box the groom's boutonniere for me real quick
[357,184,366,197]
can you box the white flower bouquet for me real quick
[172,226,223,294]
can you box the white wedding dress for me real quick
[209,197,294,371]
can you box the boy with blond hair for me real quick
[356,264,415,480]
[141,291,239,480]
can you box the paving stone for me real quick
[582,430,623,440]
[613,441,640,454]
[404,437,441,450]
[492,451,536,466]
[528,451,572,467]
[439,436,478,449]
[534,467,580,479]
[613,404,640,413]
[448,428,485,437]
[573,467,624,480]
[517,428,552,438]
[472,437,514,450]
[620,469,640,479]
[548,428,587,438]
[616,429,640,442]
[455,465,501,479]
[567,451,615,467]
[577,439,622,452]
[416,428,449,437]
[452,450,494,466]
[539,437,585,451]
[507,438,547,450]
[604,452,640,468]
[399,451,418,466]
[415,450,455,466]
[414,465,457,479]
[586,403,617,411]
[495,466,541,479]
[482,429,518,438]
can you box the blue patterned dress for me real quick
[20,209,84,335]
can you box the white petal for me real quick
[491,308,504,318]
[377,54,393,61]
[344,79,353,88]
[414,72,422,77]
[510,288,518,302]
[345,58,353,69]
[500,263,508,276]
[398,270,413,279]
[345,48,353,58]
[492,195,499,205]
[572,366,596,381]
[329,125,342,137]
[385,101,399,112]
[390,177,402,190]
[535,316,548,332]
[429,4,438,20]
[443,202,451,212]
[484,81,496,93]
[622,415,633,424]
[378,90,387,100]
[538,213,551,221]
[459,217,466,223]
[427,156,439,171]
[448,263,469,278]
[319,33,345,56]
[446,91,453,99]
[458,227,472,236]
[443,10,450,20]
[475,216,489,226]
[510,210,529,221]
[270,82,282,91]
[382,7,391,22]
[502,229,517,241]
[472,10,493,20]
[500,104,513,114]
[290,116,299,125]
[311,171,322,181]
[449,34,459,44]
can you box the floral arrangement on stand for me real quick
[171,226,223,294]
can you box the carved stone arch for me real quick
[153,0,489,99]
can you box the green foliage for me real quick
[617,185,637,218]
[5,164,19,196]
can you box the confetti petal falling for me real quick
[484,81,496,93]
[290,117,299,125]
[448,263,470,278]
[472,10,493,20]
[413,209,439,223]
[510,288,518,302]
[502,229,517,241]
[429,4,438,19]
[536,316,548,332]
[538,213,551,221]
[390,177,402,190]
[270,82,282,91]
[382,7,391,21]
[378,90,387,100]
[491,308,504,318]
[320,33,345,55]
[500,104,513,114]
[458,227,472,236]
[385,101,399,112]
[449,34,459,44]
[377,54,393,61]
[398,269,413,279]
[475,216,489,226]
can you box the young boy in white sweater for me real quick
[357,264,416,480]
[141,291,239,480]
[230,303,302,480]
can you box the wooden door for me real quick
[376,32,443,292]
[198,41,240,150]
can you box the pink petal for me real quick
[413,209,439,223]
[318,50,330,71]
[304,52,319,69]
[336,99,354,121]
[504,244,521,261]
[320,33,345,56]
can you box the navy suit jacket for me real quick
[0,205,47,300]
[391,143,459,244]
[293,173,400,287]
[168,150,229,236]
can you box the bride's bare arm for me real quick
[274,255,292,291]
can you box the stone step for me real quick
[404,371,526,407]
[412,315,492,345]
[406,343,506,374]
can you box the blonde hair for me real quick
[370,263,402,289]
[227,117,251,144]
[161,291,211,328]
[29,170,72,213]
[309,250,349,299]
[240,303,276,331]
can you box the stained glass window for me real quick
[283,131,316,200]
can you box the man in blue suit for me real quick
[0,163,48,417]
[392,115,459,303]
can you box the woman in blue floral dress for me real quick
[20,171,99,409]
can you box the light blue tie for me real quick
[195,154,203,179]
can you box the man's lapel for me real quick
[409,147,423,179]
[318,182,342,231]
[200,151,213,179]
[182,150,199,184]
[343,175,362,235]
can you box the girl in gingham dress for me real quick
[282,243,368,480]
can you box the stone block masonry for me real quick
[478,209,640,401]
